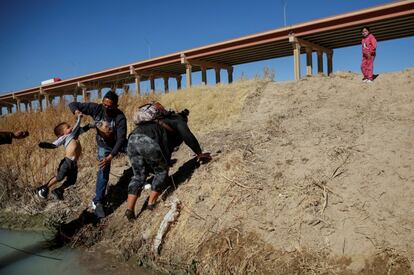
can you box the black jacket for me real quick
[130,113,202,162]
[69,102,127,156]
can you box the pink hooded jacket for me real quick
[362,33,377,56]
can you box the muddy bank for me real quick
[0,210,48,232]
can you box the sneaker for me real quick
[366,80,373,83]
[94,202,105,218]
[362,79,368,83]
[125,209,135,222]
[51,188,64,200]
[146,203,156,211]
[36,186,49,199]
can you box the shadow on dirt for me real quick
[53,168,133,245]
[105,167,134,216]
[162,157,200,201]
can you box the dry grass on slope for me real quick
[109,69,414,274]
[0,104,96,209]
[159,80,265,133]
[0,79,266,211]
[119,79,266,133]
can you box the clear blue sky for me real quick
[0,0,413,94]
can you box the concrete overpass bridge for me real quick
[1,0,413,114]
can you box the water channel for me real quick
[0,229,151,275]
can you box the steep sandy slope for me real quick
[1,69,413,274]
[87,69,414,274]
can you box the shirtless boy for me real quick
[36,114,87,200]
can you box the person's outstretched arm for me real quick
[68,102,99,117]
[0,131,29,145]
[173,120,211,163]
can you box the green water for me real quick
[0,229,151,275]
[0,229,85,274]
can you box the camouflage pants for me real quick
[127,133,169,195]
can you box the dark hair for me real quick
[103,91,119,105]
[54,122,69,137]
[178,109,190,122]
[361,26,371,32]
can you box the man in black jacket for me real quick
[0,130,29,145]
[69,91,127,218]
[125,108,211,221]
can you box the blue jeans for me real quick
[94,146,112,204]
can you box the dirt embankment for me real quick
[1,69,414,274]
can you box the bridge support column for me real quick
[306,47,313,76]
[186,63,192,88]
[36,94,43,112]
[327,50,333,76]
[97,88,102,99]
[28,101,33,112]
[73,92,78,103]
[181,53,231,86]
[163,77,169,93]
[201,66,207,85]
[215,67,221,84]
[16,99,21,112]
[7,106,12,114]
[123,85,129,95]
[82,87,89,102]
[59,95,64,104]
[317,50,324,75]
[45,94,51,108]
[134,75,141,96]
[176,76,182,90]
[293,42,301,81]
[227,67,233,83]
[150,77,155,93]
[290,35,331,80]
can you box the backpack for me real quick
[133,101,168,125]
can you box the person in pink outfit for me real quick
[361,27,377,83]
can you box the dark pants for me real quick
[56,157,78,188]
[127,133,169,195]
